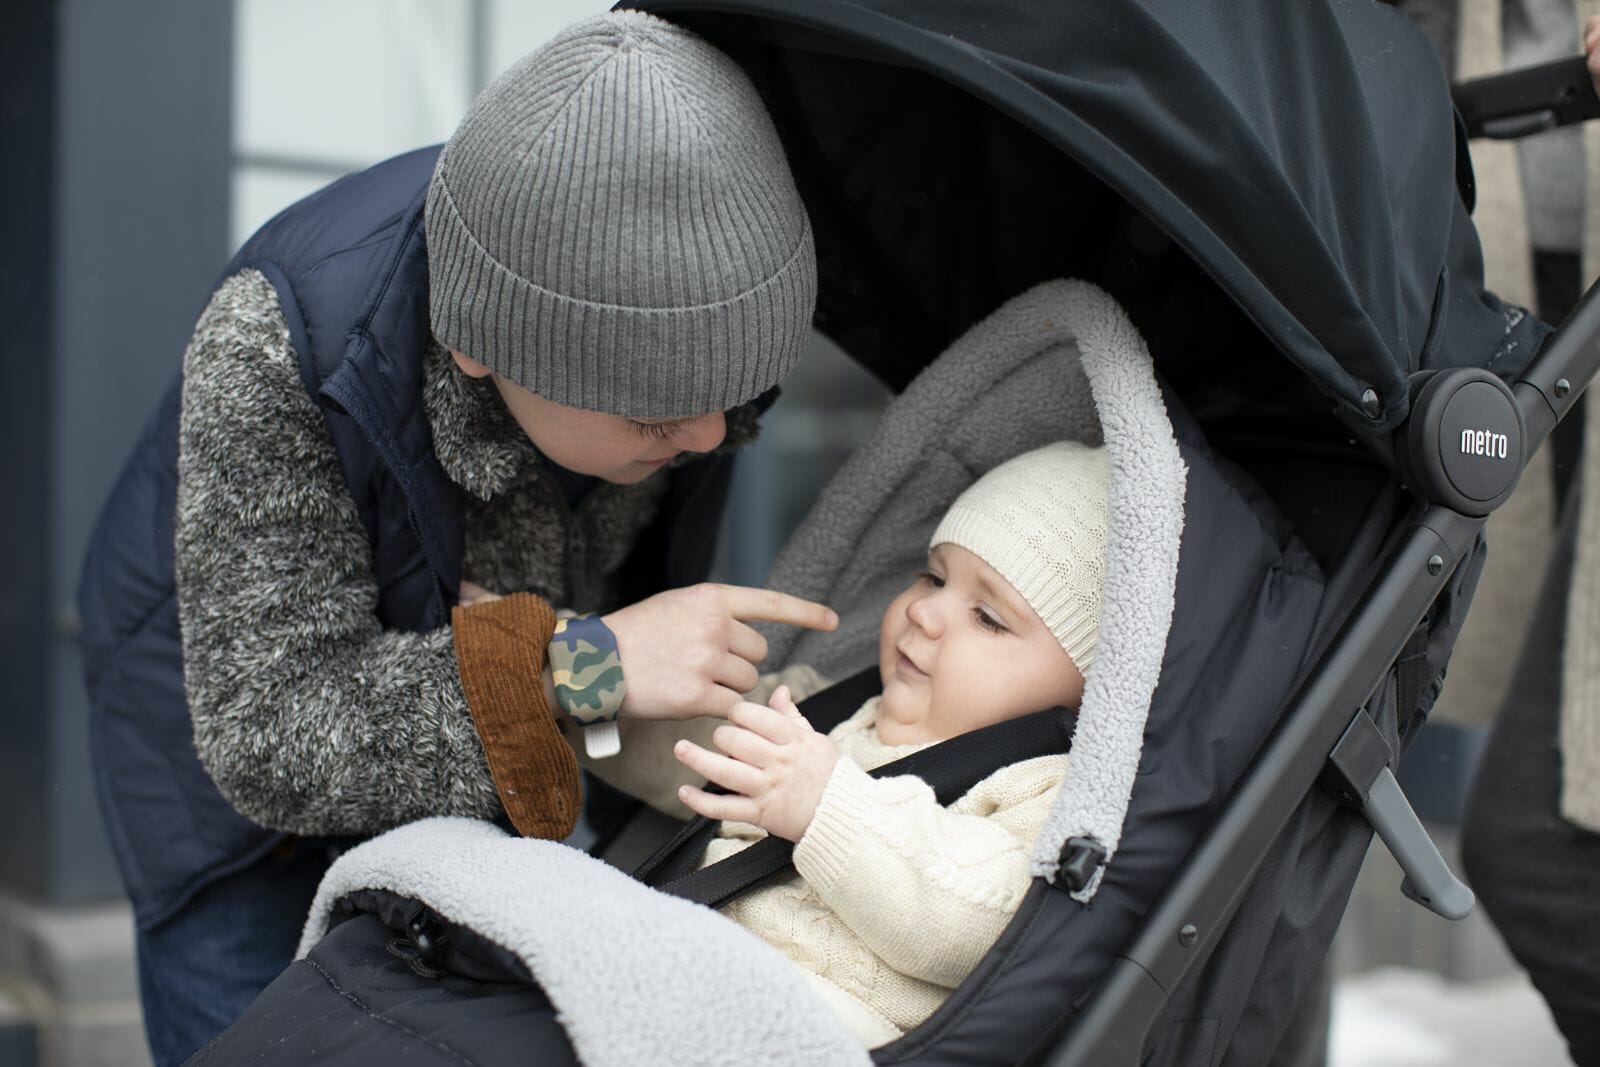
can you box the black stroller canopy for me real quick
[629,0,1534,433]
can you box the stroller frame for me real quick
[1053,256,1600,1062]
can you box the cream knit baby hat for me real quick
[930,441,1111,672]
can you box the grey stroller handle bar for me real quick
[1048,274,1600,1065]
[1369,767,1474,920]
[1453,56,1600,140]
[1514,272,1600,455]
[1323,709,1474,921]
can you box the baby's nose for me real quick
[906,594,943,636]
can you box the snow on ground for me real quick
[1330,967,1572,1067]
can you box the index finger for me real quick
[719,586,839,631]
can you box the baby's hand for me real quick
[674,685,839,842]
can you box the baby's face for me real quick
[875,543,1085,746]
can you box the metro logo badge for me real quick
[1459,428,1509,459]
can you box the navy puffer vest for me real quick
[78,148,736,927]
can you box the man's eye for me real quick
[628,420,675,441]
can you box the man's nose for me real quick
[676,411,726,453]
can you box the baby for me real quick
[579,440,1109,1047]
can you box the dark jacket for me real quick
[79,147,738,927]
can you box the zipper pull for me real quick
[407,904,443,964]
[383,904,446,979]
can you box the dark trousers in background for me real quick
[137,839,333,1067]
[1464,247,1600,1067]
[1462,484,1600,1067]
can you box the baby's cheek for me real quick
[877,597,907,665]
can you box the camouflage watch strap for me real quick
[549,614,627,759]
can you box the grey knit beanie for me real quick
[931,442,1111,672]
[425,11,817,418]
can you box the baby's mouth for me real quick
[894,647,928,679]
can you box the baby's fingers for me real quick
[730,699,807,743]
[674,739,764,796]
[768,684,802,718]
[678,783,759,825]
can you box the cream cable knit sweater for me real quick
[577,677,1067,1048]
[716,698,1067,1046]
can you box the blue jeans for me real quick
[137,839,335,1066]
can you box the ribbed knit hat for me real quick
[931,442,1111,672]
[425,11,817,418]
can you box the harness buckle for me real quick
[1057,836,1107,893]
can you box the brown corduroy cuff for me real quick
[452,592,580,839]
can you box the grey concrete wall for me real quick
[0,0,232,908]
[1,3,230,1063]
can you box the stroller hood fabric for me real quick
[629,0,1547,431]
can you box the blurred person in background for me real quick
[1461,16,1600,1063]
[76,12,829,1064]
[1395,1,1600,1062]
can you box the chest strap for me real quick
[634,668,1076,910]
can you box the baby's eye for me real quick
[973,608,1007,634]
[916,570,945,589]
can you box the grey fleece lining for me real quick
[302,818,872,1067]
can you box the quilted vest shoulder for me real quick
[229,146,461,630]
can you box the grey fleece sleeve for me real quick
[175,269,501,836]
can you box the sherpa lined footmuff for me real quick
[192,281,1326,1067]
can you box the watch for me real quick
[548,613,627,758]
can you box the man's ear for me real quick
[450,349,494,379]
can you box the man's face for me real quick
[451,350,727,484]
[876,543,1085,746]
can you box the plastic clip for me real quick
[1058,836,1107,893]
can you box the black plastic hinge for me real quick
[1057,836,1108,893]
[1318,708,1394,808]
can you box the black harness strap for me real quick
[638,670,1078,910]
